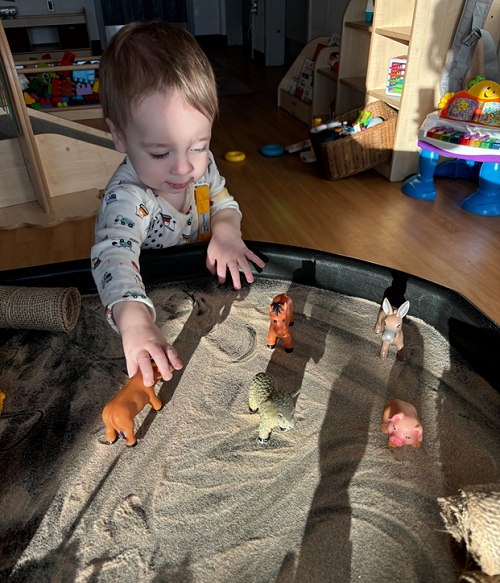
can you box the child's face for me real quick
[107,90,212,200]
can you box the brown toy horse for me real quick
[374,298,410,361]
[102,364,163,447]
[267,294,294,353]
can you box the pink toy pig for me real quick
[382,399,422,448]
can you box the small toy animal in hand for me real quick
[382,399,422,448]
[102,364,163,447]
[267,293,294,353]
[374,298,410,360]
[248,372,301,443]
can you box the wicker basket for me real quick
[310,101,398,180]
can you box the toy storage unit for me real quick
[310,100,397,180]
[2,11,92,61]
[0,20,121,230]
[335,0,373,117]
[364,0,500,182]
[278,36,339,125]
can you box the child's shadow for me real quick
[136,280,250,440]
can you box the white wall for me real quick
[0,0,101,40]
[192,0,220,35]
[252,1,265,53]
[308,0,350,40]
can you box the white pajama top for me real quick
[91,152,241,331]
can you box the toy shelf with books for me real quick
[365,0,500,182]
[278,36,339,126]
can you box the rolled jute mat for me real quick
[438,484,500,582]
[0,286,81,332]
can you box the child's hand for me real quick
[113,301,183,386]
[207,210,265,289]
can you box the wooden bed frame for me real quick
[0,21,123,230]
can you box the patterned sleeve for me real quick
[205,152,242,219]
[90,186,156,332]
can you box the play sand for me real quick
[1,276,499,582]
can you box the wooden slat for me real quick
[16,63,99,75]
[36,134,123,198]
[0,20,52,212]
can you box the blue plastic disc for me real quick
[261,144,284,157]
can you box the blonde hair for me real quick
[100,21,218,131]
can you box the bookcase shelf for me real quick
[365,0,500,181]
[374,26,411,43]
[278,36,338,126]
[335,0,372,117]
[2,11,92,61]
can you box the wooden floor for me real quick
[1,47,500,325]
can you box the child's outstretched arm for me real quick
[207,208,265,289]
[113,300,183,386]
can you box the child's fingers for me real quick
[148,349,173,381]
[137,353,155,386]
[227,262,242,290]
[238,256,254,284]
[205,254,216,275]
[245,249,265,268]
[126,358,140,380]
[165,344,183,371]
[216,260,228,285]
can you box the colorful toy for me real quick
[382,399,423,448]
[437,80,500,127]
[102,363,163,447]
[72,67,95,85]
[267,293,294,353]
[374,298,410,360]
[59,50,75,78]
[386,56,407,96]
[403,81,500,215]
[248,372,301,443]
[260,144,284,156]
[76,83,93,96]
[61,78,75,97]
[49,79,62,97]
[224,151,245,162]
[327,52,339,72]
[365,0,374,23]
[23,92,36,106]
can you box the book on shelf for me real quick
[312,42,327,62]
[294,58,315,100]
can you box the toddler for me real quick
[91,21,264,387]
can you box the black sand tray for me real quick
[1,241,498,392]
[1,242,499,582]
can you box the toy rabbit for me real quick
[374,298,410,360]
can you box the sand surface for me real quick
[1,276,500,582]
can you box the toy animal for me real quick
[382,399,422,448]
[248,372,301,443]
[102,364,163,447]
[374,298,410,360]
[267,294,294,353]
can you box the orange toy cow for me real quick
[267,294,294,353]
[102,364,163,447]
